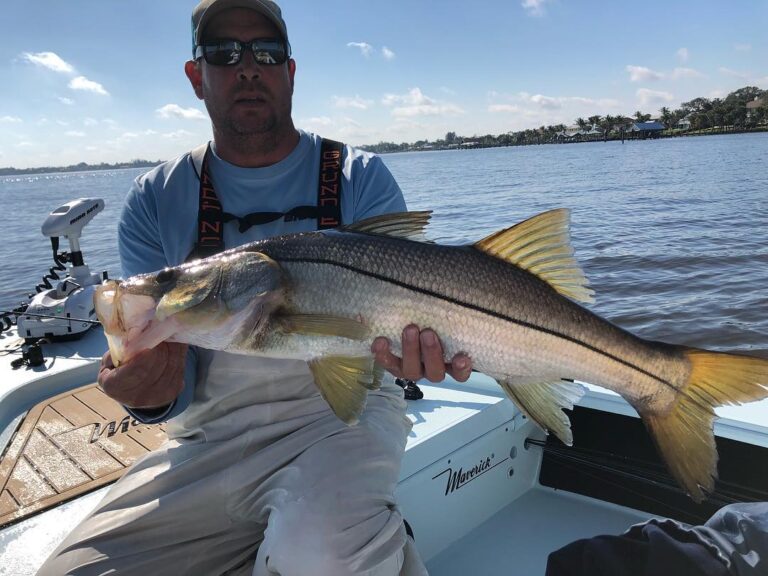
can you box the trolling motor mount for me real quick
[17,198,107,342]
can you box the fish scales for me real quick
[246,229,688,408]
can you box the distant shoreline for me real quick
[0,160,162,177]
[365,125,768,155]
[2,125,766,176]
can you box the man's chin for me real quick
[229,114,277,136]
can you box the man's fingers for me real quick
[401,325,422,381]
[97,343,188,408]
[420,330,446,382]
[371,337,404,378]
[449,354,473,383]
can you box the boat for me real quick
[1,198,767,575]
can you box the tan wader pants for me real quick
[37,352,427,576]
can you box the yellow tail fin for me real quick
[644,349,768,502]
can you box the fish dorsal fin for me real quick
[344,211,432,242]
[309,355,381,425]
[474,209,594,303]
[498,379,586,446]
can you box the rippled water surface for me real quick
[2,133,767,353]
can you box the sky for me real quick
[1,0,766,169]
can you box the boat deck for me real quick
[426,486,651,575]
[2,330,767,575]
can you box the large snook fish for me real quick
[95,209,768,502]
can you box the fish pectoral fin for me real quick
[344,211,433,242]
[474,209,594,304]
[276,314,370,340]
[498,378,586,446]
[309,355,381,425]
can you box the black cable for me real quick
[0,302,29,336]
[35,237,68,293]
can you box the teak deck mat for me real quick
[0,383,167,528]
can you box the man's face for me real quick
[186,8,295,140]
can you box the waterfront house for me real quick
[630,121,665,138]
[677,115,692,131]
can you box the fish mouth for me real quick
[94,279,170,365]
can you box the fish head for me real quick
[94,250,284,365]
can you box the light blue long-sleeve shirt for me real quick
[118,131,406,422]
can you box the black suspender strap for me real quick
[317,138,344,230]
[189,144,225,260]
[187,138,344,262]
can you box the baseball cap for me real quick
[192,0,289,52]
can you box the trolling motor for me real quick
[16,198,107,343]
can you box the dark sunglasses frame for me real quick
[194,38,290,66]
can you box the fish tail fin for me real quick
[643,348,768,502]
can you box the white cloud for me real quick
[0,116,22,123]
[65,130,86,137]
[156,103,207,120]
[69,76,109,95]
[671,67,705,79]
[301,116,334,131]
[734,43,752,52]
[332,95,374,110]
[676,48,689,63]
[347,42,373,57]
[58,96,75,105]
[382,47,396,61]
[719,67,749,80]
[162,130,195,140]
[626,65,664,82]
[522,0,548,16]
[637,88,674,106]
[84,118,98,126]
[21,51,74,74]
[529,94,561,109]
[488,104,521,113]
[382,88,464,118]
[513,92,621,111]
[108,130,157,147]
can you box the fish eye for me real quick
[155,269,176,284]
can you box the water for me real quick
[1,133,767,353]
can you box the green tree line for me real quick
[362,86,767,153]
[0,159,162,177]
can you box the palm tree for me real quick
[601,115,615,140]
[659,107,673,131]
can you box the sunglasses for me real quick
[194,38,290,66]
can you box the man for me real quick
[38,1,470,574]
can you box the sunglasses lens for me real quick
[203,41,241,65]
[251,41,287,65]
[199,39,287,66]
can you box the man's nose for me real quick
[237,49,262,79]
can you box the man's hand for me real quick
[98,342,188,409]
[371,324,472,383]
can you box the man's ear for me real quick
[185,60,204,100]
[288,58,296,94]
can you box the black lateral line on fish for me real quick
[278,256,677,391]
